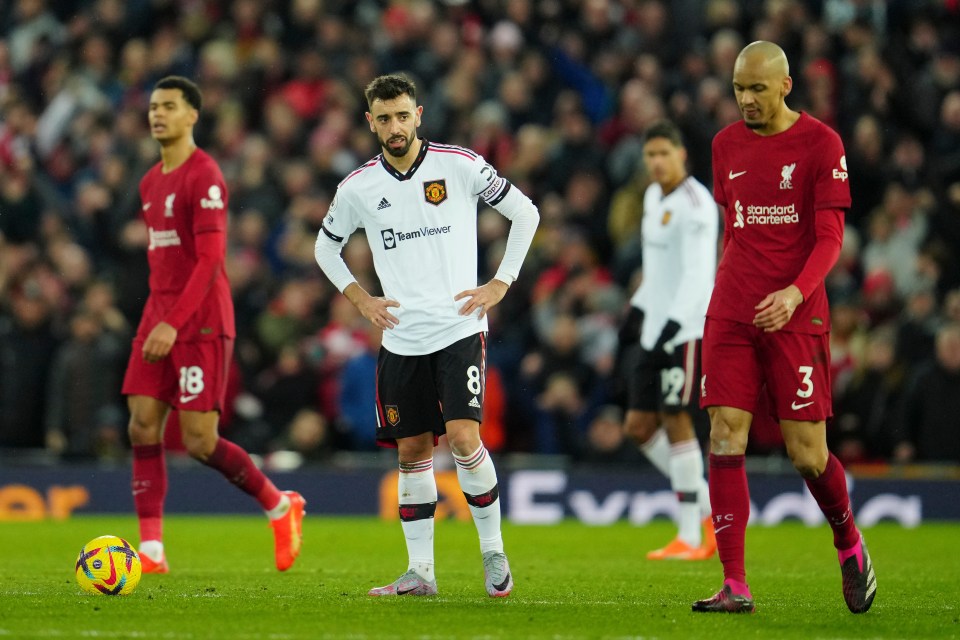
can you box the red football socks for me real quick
[132,443,167,542]
[204,438,282,510]
[805,453,860,550]
[709,453,750,584]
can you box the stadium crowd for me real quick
[1,0,959,467]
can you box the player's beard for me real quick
[379,132,414,158]
[741,106,764,129]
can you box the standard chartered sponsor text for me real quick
[745,203,798,224]
[147,227,182,250]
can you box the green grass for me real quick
[0,517,957,639]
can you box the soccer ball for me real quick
[75,535,142,596]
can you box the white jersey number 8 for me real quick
[466,365,482,396]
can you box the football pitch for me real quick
[1,516,957,639]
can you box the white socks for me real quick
[453,445,503,555]
[641,428,710,546]
[670,439,709,547]
[139,540,164,562]
[639,428,671,476]
[265,493,291,520]
[398,459,437,581]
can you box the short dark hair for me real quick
[154,76,202,111]
[364,74,416,108]
[643,120,684,147]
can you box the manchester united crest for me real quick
[385,405,400,426]
[423,180,447,205]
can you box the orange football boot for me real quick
[271,491,306,571]
[694,516,718,559]
[140,553,169,574]
[647,538,699,560]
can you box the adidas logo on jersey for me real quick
[377,197,391,210]
[468,396,481,408]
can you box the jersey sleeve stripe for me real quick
[321,224,344,243]
[339,157,380,187]
[429,147,477,160]
[428,141,478,158]
[682,179,701,207]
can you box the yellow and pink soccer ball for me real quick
[75,535,141,596]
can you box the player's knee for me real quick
[789,447,828,479]
[707,410,749,454]
[182,432,215,461]
[623,412,658,444]
[127,413,161,445]
[447,428,481,457]
[397,436,433,463]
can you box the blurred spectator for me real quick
[0,276,61,448]
[249,343,320,452]
[44,309,125,460]
[861,183,928,298]
[268,408,333,468]
[860,269,899,329]
[520,313,596,400]
[336,323,380,451]
[832,326,906,463]
[580,404,644,466]
[310,293,366,419]
[845,114,887,230]
[8,0,65,73]
[254,279,319,362]
[533,371,593,456]
[830,299,868,399]
[895,286,939,368]
[0,169,43,244]
[893,323,960,463]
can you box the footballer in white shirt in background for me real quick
[620,120,720,560]
[315,74,539,598]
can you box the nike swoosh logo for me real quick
[397,587,417,595]
[179,394,199,403]
[493,573,512,591]
[791,400,815,410]
[132,488,148,496]
[142,203,151,210]
[714,524,732,534]
[103,553,118,586]
[728,170,747,179]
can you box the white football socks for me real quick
[399,459,437,581]
[639,427,671,476]
[453,445,503,555]
[670,439,708,547]
[265,493,291,520]
[139,540,164,562]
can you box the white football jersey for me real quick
[630,176,719,349]
[318,141,530,356]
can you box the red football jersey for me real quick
[136,148,234,340]
[708,112,850,334]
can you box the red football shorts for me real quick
[700,317,832,422]
[122,338,234,412]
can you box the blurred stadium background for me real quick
[1,0,959,523]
